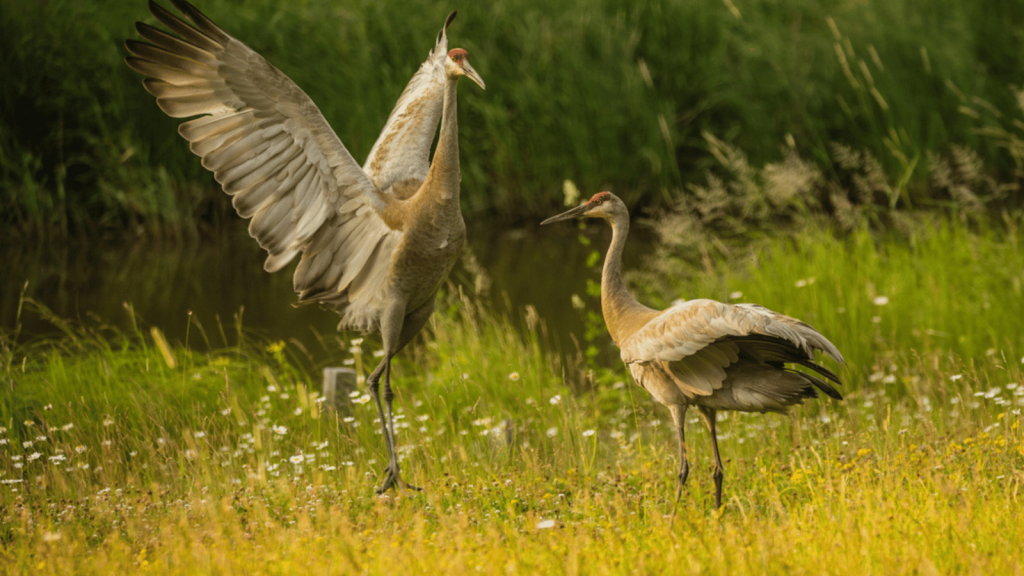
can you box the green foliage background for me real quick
[3,0,1024,239]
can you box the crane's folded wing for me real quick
[620,299,844,367]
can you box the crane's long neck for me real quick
[425,75,461,201]
[601,213,657,345]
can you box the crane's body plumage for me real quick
[543,192,844,508]
[126,0,483,493]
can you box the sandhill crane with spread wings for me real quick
[125,0,485,493]
[542,192,844,509]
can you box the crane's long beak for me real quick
[462,61,486,90]
[541,203,589,225]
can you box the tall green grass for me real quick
[3,0,1024,238]
[1,216,1022,574]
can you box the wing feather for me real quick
[362,11,455,190]
[126,0,413,330]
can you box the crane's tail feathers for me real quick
[791,358,842,386]
[788,368,843,401]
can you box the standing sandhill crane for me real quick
[542,192,844,509]
[125,0,485,493]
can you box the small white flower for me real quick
[27,452,41,462]
[35,435,46,442]
[220,408,232,416]
[22,441,32,449]
[60,423,74,432]
[549,395,562,406]
[352,394,371,405]
[950,374,963,381]
[193,431,206,438]
[350,338,364,347]
[49,454,66,462]
[536,519,556,529]
[43,404,52,411]
[582,429,596,437]
[349,390,361,398]
[525,398,536,405]
[882,375,896,384]
[570,294,586,310]
[416,415,430,422]
[546,427,558,438]
[343,417,355,423]
[267,385,277,393]
[343,358,355,366]
[509,372,520,382]
[0,439,6,445]
[873,296,889,306]
[294,407,303,416]
[373,350,386,358]
[102,418,114,427]
[289,454,304,465]
[272,425,288,435]
[795,279,807,288]
[75,445,86,454]
[472,417,492,427]
[185,449,197,460]
[729,291,743,300]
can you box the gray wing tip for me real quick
[435,10,457,48]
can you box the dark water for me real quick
[2,219,653,367]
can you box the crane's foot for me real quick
[375,464,422,495]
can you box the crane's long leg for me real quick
[367,356,402,494]
[370,299,435,495]
[382,361,421,493]
[699,406,725,509]
[669,404,690,518]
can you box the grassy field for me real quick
[3,0,1024,237]
[2,217,1022,574]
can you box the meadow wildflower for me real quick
[352,395,371,405]
[549,395,562,406]
[873,296,889,306]
[546,427,558,438]
[582,429,596,437]
[509,372,520,381]
[729,291,743,299]
[537,519,556,529]
[273,425,288,435]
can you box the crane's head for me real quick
[541,192,625,225]
[447,49,486,90]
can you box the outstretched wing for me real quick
[125,0,402,331]
[362,11,456,192]
[620,299,843,397]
